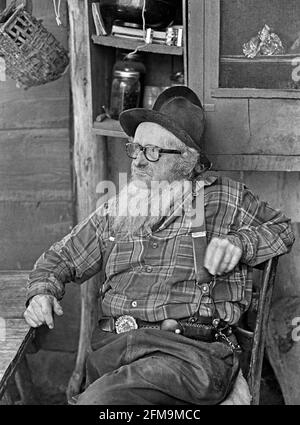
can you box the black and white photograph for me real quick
[0,0,299,415]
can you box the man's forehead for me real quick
[135,122,181,146]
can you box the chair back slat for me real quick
[247,257,279,405]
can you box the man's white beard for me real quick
[107,178,191,239]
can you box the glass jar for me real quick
[110,70,141,119]
[143,85,169,109]
[113,52,146,106]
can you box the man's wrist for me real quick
[26,286,62,308]
[225,233,243,252]
[226,230,258,264]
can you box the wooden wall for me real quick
[220,171,300,301]
[0,0,80,351]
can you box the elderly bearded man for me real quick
[24,86,294,405]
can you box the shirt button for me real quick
[145,266,153,273]
[131,300,137,308]
[201,284,209,294]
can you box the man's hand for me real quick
[24,294,63,329]
[204,237,242,276]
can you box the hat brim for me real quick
[120,108,200,152]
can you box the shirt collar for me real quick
[156,174,218,232]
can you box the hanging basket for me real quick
[0,1,69,88]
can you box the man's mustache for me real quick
[132,165,151,175]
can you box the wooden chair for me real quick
[224,257,279,405]
[67,257,279,405]
[0,271,37,405]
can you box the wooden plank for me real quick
[0,319,34,399]
[92,35,183,56]
[32,0,69,48]
[210,154,300,172]
[238,172,300,224]
[0,129,71,202]
[187,0,204,98]
[212,88,300,99]
[249,99,300,155]
[0,271,29,319]
[67,0,105,400]
[0,75,69,107]
[0,93,69,130]
[0,201,72,270]
[204,98,250,155]
[221,54,300,63]
[106,137,131,190]
[204,0,220,103]
[88,1,115,124]
[182,0,188,86]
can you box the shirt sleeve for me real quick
[226,185,295,267]
[26,206,107,304]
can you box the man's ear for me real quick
[194,162,206,173]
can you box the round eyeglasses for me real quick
[125,142,182,162]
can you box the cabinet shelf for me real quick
[221,54,300,64]
[93,119,127,138]
[92,35,183,55]
[210,154,300,172]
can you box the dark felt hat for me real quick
[119,85,211,168]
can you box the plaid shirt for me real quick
[27,175,294,325]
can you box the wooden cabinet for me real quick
[188,0,300,171]
[85,0,188,186]
[81,0,300,194]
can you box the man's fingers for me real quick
[24,311,40,328]
[205,238,227,275]
[204,238,242,276]
[204,238,219,272]
[53,298,64,316]
[29,298,46,323]
[217,244,236,275]
[225,248,242,273]
[24,309,43,327]
[40,299,54,329]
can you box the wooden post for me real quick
[66,0,106,401]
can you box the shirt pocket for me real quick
[105,239,143,277]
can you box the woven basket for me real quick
[0,1,69,88]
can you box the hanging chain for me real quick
[53,0,62,26]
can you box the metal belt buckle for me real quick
[115,315,138,334]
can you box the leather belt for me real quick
[98,315,241,351]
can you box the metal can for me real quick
[166,27,175,46]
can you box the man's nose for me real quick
[134,150,148,166]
